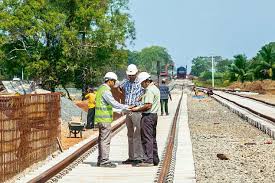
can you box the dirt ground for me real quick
[60,100,97,150]
[61,125,98,150]
[228,80,275,94]
[60,100,122,150]
[227,80,275,104]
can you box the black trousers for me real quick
[160,99,168,114]
[140,113,159,164]
[87,108,95,128]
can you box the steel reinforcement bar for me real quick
[156,86,183,183]
[27,118,126,183]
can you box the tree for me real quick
[0,0,135,94]
[228,54,253,82]
[256,42,275,80]
[216,59,232,73]
[137,46,173,74]
[190,57,211,76]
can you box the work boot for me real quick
[134,162,154,167]
[98,162,117,168]
[122,159,135,164]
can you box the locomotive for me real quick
[176,66,187,79]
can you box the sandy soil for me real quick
[61,125,98,150]
[60,100,122,150]
[244,94,275,105]
[60,100,96,150]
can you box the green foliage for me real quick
[254,42,275,80]
[190,57,211,76]
[215,59,232,73]
[228,54,253,83]
[0,0,134,92]
[127,46,173,74]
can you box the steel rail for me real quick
[222,91,275,107]
[213,92,275,123]
[27,118,126,183]
[197,87,275,107]
[157,86,183,183]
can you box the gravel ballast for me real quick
[188,96,275,183]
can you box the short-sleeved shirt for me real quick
[159,84,170,99]
[85,93,96,108]
[142,83,160,113]
[120,79,144,106]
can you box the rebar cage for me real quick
[0,93,61,182]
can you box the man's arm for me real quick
[165,86,172,100]
[131,90,154,112]
[131,103,152,112]
[102,90,128,110]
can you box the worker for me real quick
[95,72,130,168]
[85,87,96,129]
[131,72,160,167]
[159,79,172,115]
[119,64,145,165]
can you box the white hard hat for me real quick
[104,72,118,81]
[137,72,151,83]
[126,64,138,75]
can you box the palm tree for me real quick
[229,54,253,83]
[257,42,275,80]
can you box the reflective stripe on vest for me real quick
[95,85,113,123]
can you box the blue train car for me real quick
[177,66,187,79]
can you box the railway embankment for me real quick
[188,96,275,183]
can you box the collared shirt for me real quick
[120,79,144,106]
[142,83,160,113]
[85,92,96,108]
[159,84,170,99]
[101,84,128,110]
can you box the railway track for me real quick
[197,87,275,139]
[18,80,194,183]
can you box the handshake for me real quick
[127,105,140,112]
[120,105,140,114]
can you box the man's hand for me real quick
[130,106,139,112]
[128,105,135,109]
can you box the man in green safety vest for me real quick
[95,72,130,168]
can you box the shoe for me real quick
[122,159,135,164]
[160,113,163,116]
[134,162,154,167]
[98,162,117,168]
[166,113,169,116]
[132,160,142,165]
[154,163,159,166]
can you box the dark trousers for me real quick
[140,113,159,164]
[160,99,168,115]
[87,108,95,128]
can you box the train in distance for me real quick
[176,66,187,79]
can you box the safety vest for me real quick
[95,85,113,124]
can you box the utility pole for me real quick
[22,67,24,81]
[211,56,214,88]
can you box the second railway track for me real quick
[197,87,275,139]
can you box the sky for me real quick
[127,0,275,71]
